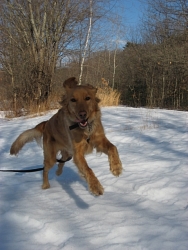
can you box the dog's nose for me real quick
[79,111,87,120]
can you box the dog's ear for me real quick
[86,84,100,103]
[63,77,78,89]
[95,96,101,103]
[86,84,98,94]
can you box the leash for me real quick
[56,156,72,163]
[0,167,44,173]
[1,121,89,174]
[0,157,72,173]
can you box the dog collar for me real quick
[69,123,79,130]
[69,121,93,143]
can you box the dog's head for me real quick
[61,77,100,129]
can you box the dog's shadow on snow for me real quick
[54,165,90,209]
[15,164,89,209]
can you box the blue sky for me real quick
[119,0,146,28]
[110,0,147,46]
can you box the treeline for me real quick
[65,0,188,110]
[119,36,188,109]
[60,33,188,110]
[118,0,188,110]
[0,0,188,112]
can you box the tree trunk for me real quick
[79,0,93,85]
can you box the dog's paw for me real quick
[111,162,123,177]
[89,181,104,196]
[42,183,50,189]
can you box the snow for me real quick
[0,106,188,250]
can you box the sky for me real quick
[105,0,148,47]
[118,0,146,29]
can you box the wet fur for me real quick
[10,77,122,195]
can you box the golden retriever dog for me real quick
[10,77,122,195]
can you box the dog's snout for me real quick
[79,111,87,120]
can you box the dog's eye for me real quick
[70,98,76,102]
[85,96,90,101]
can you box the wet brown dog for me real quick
[10,77,122,195]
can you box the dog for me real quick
[10,77,122,195]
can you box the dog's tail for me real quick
[10,121,47,155]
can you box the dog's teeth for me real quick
[80,121,87,127]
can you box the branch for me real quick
[27,0,38,39]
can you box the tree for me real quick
[78,0,93,85]
[0,0,102,111]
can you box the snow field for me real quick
[0,106,188,250]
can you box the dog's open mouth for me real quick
[69,117,89,130]
[78,120,88,129]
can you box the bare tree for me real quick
[0,0,96,110]
[78,0,93,85]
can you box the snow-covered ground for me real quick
[0,106,188,250]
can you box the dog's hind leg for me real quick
[42,158,56,189]
[56,150,72,176]
[42,141,56,189]
[42,170,50,189]
[56,162,65,176]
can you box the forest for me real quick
[0,0,188,115]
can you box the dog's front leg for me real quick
[74,154,104,196]
[96,137,123,177]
